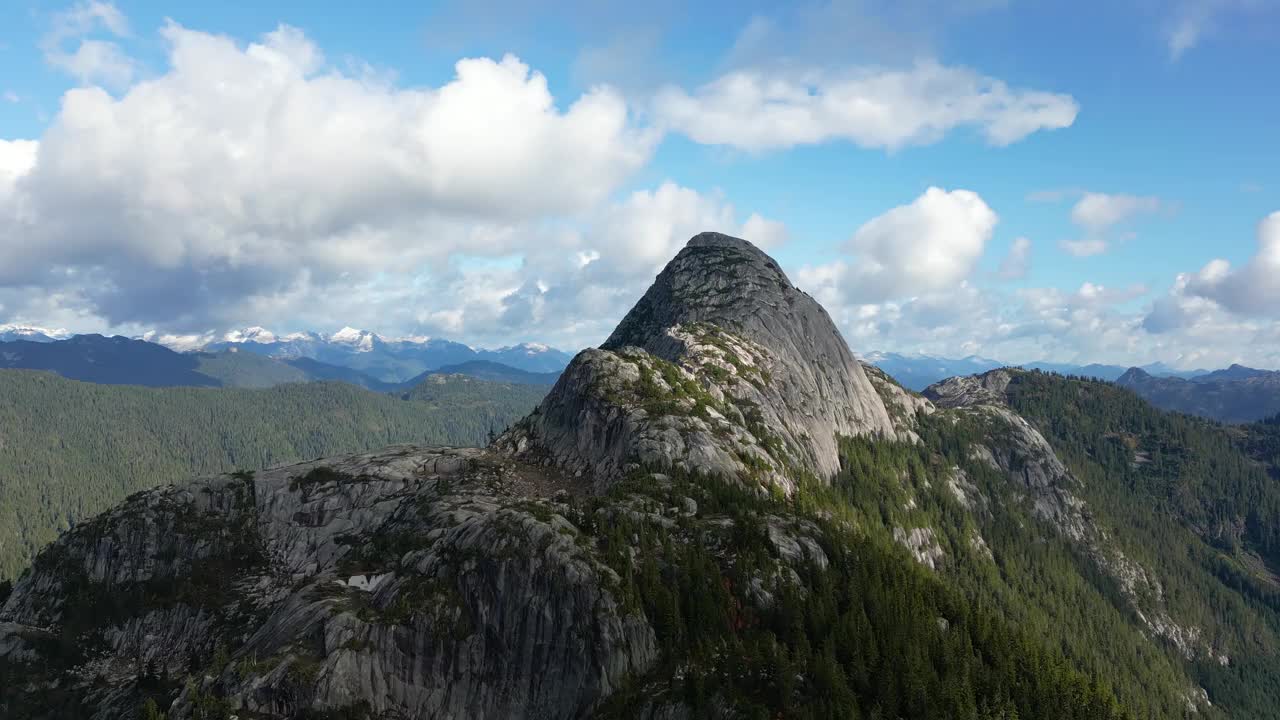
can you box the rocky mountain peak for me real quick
[603,231,796,354]
[923,369,1014,408]
[501,232,900,493]
[1116,366,1153,384]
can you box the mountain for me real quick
[0,370,548,580]
[1116,365,1280,423]
[923,369,1280,717]
[865,353,1133,391]
[0,335,398,390]
[398,373,554,421]
[1192,363,1271,383]
[860,351,1003,390]
[1139,361,1211,380]
[279,356,397,391]
[867,353,1212,391]
[4,233,1278,719]
[0,335,221,387]
[188,350,313,389]
[206,328,574,382]
[481,342,575,373]
[195,350,397,392]
[411,360,560,386]
[1022,360,1132,380]
[0,324,68,343]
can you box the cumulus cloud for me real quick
[484,182,790,345]
[0,21,656,335]
[1179,211,1280,315]
[652,61,1078,152]
[810,274,1171,366]
[1143,273,1220,333]
[0,139,38,191]
[997,236,1032,279]
[798,187,997,304]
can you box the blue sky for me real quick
[0,0,1277,367]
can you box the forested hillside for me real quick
[985,371,1280,717]
[0,370,547,579]
[400,372,553,405]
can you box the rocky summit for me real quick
[500,232,901,493]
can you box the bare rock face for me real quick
[925,370,1085,536]
[0,447,656,720]
[501,232,897,493]
[922,370,1013,410]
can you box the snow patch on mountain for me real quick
[222,326,278,344]
[330,326,380,351]
[0,324,71,342]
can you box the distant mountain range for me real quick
[1114,365,1280,423]
[0,325,69,343]
[864,351,1280,423]
[0,335,223,387]
[0,333,564,391]
[198,326,573,381]
[863,351,1209,391]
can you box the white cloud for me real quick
[50,39,137,88]
[801,187,998,303]
[2,91,18,104]
[1143,272,1220,333]
[1163,0,1277,60]
[1070,192,1162,231]
[1181,211,1280,315]
[139,330,215,352]
[997,236,1032,279]
[484,182,790,345]
[50,0,129,38]
[652,61,1078,152]
[1058,191,1163,256]
[1168,11,1207,59]
[0,139,38,191]
[42,1,137,87]
[0,22,655,335]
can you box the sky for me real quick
[0,0,1277,367]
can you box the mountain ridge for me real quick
[865,351,1213,391]
[0,334,560,392]
[1115,364,1280,423]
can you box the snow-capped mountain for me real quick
[195,327,574,382]
[328,326,380,352]
[221,326,281,344]
[0,324,71,343]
